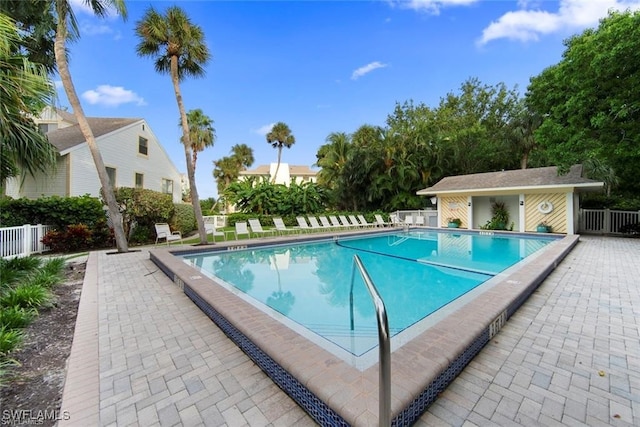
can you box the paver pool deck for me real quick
[58,235,640,426]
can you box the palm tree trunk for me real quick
[521,151,529,169]
[54,23,128,252]
[272,146,283,183]
[171,56,207,245]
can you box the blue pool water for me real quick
[183,230,554,356]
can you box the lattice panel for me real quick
[440,196,468,228]
[525,193,567,233]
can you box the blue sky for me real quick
[56,0,640,198]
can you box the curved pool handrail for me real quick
[351,254,391,426]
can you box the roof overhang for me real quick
[416,182,604,197]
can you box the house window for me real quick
[38,123,57,134]
[162,178,173,195]
[106,167,116,188]
[138,136,148,156]
[135,173,144,189]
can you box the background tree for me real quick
[527,10,640,194]
[266,122,295,183]
[212,143,254,212]
[53,0,129,252]
[0,0,57,72]
[0,12,56,188]
[136,6,212,245]
[184,108,215,171]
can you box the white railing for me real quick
[0,224,54,259]
[580,209,640,234]
[203,215,227,229]
[392,209,438,227]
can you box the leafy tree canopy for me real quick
[527,10,640,194]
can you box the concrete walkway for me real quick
[59,236,640,426]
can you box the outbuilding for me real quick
[416,165,604,234]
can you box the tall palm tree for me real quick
[0,12,56,188]
[135,6,211,245]
[266,122,295,183]
[184,108,215,171]
[53,0,129,252]
[231,143,254,170]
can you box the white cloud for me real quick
[80,22,113,36]
[70,0,119,17]
[478,0,640,45]
[351,61,389,80]
[393,0,479,15]
[254,123,276,136]
[81,85,146,107]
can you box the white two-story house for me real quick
[238,163,317,185]
[5,108,184,203]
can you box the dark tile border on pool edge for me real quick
[150,231,579,426]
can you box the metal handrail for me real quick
[350,254,391,426]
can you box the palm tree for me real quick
[184,108,215,171]
[315,132,351,188]
[53,0,129,252]
[212,143,254,212]
[230,143,254,170]
[135,6,212,245]
[0,12,56,188]
[266,122,295,183]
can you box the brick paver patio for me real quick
[59,236,639,426]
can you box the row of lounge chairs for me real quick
[233,214,397,240]
[156,214,401,244]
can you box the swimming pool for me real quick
[151,229,577,426]
[182,231,554,357]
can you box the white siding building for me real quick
[238,163,317,185]
[6,108,184,203]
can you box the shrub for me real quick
[29,271,63,289]
[0,357,20,387]
[170,203,196,236]
[0,306,37,329]
[0,195,106,229]
[41,257,66,279]
[0,257,40,289]
[112,187,174,244]
[42,224,93,253]
[0,284,53,309]
[0,326,23,355]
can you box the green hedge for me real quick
[170,203,196,236]
[0,195,106,229]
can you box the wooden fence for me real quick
[579,209,640,235]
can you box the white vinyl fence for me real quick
[0,224,54,259]
[579,209,640,234]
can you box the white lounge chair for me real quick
[404,215,414,225]
[329,215,348,229]
[349,215,367,228]
[339,215,354,229]
[357,215,375,228]
[273,217,298,235]
[204,223,226,241]
[415,216,425,226]
[374,214,391,227]
[155,223,182,245]
[248,219,276,238]
[296,216,312,233]
[308,216,327,232]
[318,216,335,230]
[234,222,250,240]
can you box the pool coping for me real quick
[150,228,579,426]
